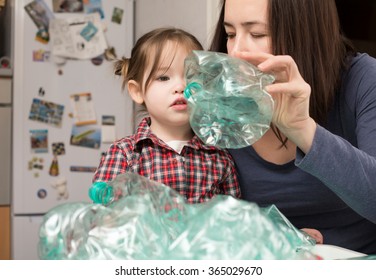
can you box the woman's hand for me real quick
[234,51,317,153]
[301,228,324,244]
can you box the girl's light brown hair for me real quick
[115,27,203,92]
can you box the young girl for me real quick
[92,28,240,203]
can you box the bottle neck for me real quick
[89,181,114,205]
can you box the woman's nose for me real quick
[229,34,250,56]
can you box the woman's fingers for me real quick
[233,51,315,152]
[234,52,303,85]
[301,228,324,244]
[265,81,310,97]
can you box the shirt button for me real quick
[172,159,178,165]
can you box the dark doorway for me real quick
[336,0,376,57]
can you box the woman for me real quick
[210,0,376,254]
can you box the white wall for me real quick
[134,0,221,48]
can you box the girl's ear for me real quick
[127,80,144,104]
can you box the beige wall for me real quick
[134,0,221,48]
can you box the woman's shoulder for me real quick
[347,52,376,76]
[342,53,376,93]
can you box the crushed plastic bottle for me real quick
[184,50,275,149]
[89,173,189,239]
[39,173,318,260]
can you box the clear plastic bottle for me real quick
[89,172,186,207]
[39,173,317,260]
[39,173,190,259]
[88,173,189,239]
[184,50,275,149]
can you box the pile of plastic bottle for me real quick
[38,173,317,260]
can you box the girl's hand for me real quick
[234,51,317,153]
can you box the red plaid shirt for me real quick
[93,118,240,203]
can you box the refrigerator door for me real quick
[12,216,44,260]
[11,0,134,259]
[0,106,11,205]
[0,77,11,206]
[0,77,12,103]
[12,0,134,215]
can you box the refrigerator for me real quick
[0,77,11,207]
[11,0,134,259]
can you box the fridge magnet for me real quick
[24,0,54,31]
[37,189,47,199]
[52,142,66,156]
[29,98,65,127]
[83,0,105,19]
[91,55,103,66]
[70,166,97,173]
[28,157,44,171]
[111,7,123,24]
[38,87,45,96]
[49,156,59,176]
[30,129,48,153]
[104,46,117,61]
[101,115,116,143]
[49,13,107,60]
[24,0,54,43]
[70,92,97,125]
[29,157,44,177]
[33,50,50,62]
[50,177,69,200]
[52,0,83,13]
[35,29,50,44]
[80,21,98,41]
[70,124,101,149]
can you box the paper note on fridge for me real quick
[49,13,107,59]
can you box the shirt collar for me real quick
[134,117,219,151]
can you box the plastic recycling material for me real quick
[39,173,317,260]
[184,50,275,149]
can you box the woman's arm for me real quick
[236,51,376,223]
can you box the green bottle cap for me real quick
[184,82,202,99]
[88,181,114,205]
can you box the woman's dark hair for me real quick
[210,0,355,146]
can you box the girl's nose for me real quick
[174,79,185,94]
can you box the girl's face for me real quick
[224,0,271,55]
[142,41,192,137]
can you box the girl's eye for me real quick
[157,76,169,81]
